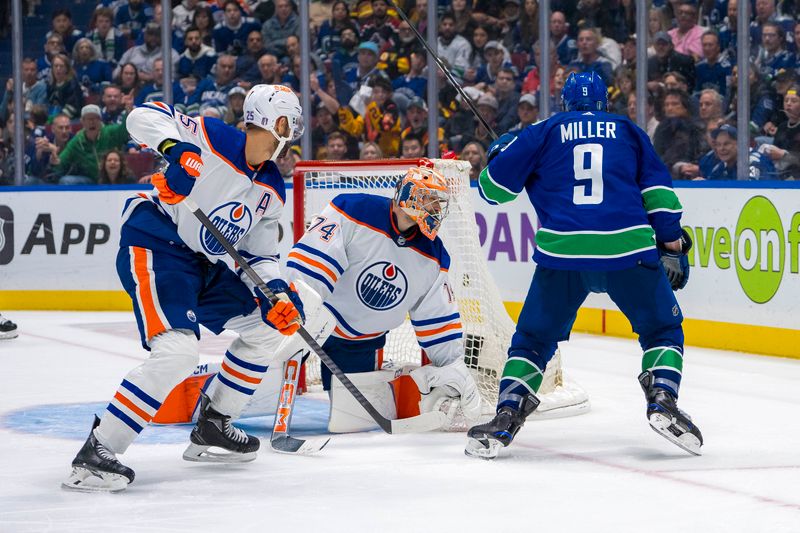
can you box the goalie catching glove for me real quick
[409,359,482,422]
[254,280,305,335]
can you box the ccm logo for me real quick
[274,359,300,434]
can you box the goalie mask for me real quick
[244,84,304,161]
[393,166,450,239]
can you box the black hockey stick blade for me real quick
[271,434,331,455]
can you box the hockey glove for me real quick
[658,228,692,291]
[254,279,305,336]
[154,140,203,204]
[410,359,482,421]
[486,132,518,163]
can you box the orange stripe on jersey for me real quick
[132,246,167,339]
[333,326,383,340]
[114,391,153,423]
[415,322,462,337]
[221,361,263,385]
[287,251,338,282]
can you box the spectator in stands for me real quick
[191,54,239,116]
[668,1,705,61]
[467,24,490,73]
[698,89,724,126]
[46,9,83,55]
[572,0,632,44]
[325,131,349,161]
[761,69,799,136]
[522,40,561,97]
[460,141,487,182]
[192,6,215,47]
[648,31,696,92]
[754,23,796,80]
[262,0,300,57]
[179,26,218,79]
[761,85,800,179]
[568,27,614,86]
[550,11,576,66]
[275,146,300,180]
[0,59,39,114]
[750,0,795,48]
[317,1,352,58]
[344,41,381,97]
[116,23,180,83]
[101,85,127,125]
[648,7,671,55]
[331,25,360,100]
[251,53,283,88]
[400,96,444,154]
[236,31,267,84]
[698,125,776,180]
[224,86,247,125]
[213,0,261,55]
[493,67,521,134]
[473,41,512,85]
[609,68,634,115]
[619,34,637,72]
[116,0,154,43]
[284,35,302,66]
[437,12,472,80]
[72,38,113,97]
[28,54,83,119]
[450,0,475,36]
[174,0,201,33]
[445,86,480,152]
[340,74,401,156]
[392,49,427,101]
[98,149,135,184]
[718,0,739,57]
[626,92,659,140]
[655,88,707,179]
[360,141,383,160]
[460,92,498,149]
[55,104,130,185]
[401,132,425,158]
[382,21,418,81]
[136,58,185,106]
[24,112,71,185]
[360,0,400,53]
[509,0,536,54]
[509,93,538,133]
[115,63,143,98]
[695,31,732,96]
[663,71,691,95]
[37,34,65,81]
[87,8,128,65]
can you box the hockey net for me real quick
[292,158,589,418]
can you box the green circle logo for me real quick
[735,196,784,303]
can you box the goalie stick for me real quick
[183,197,445,435]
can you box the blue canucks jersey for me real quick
[479,111,684,270]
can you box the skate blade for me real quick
[61,466,129,493]
[649,413,702,456]
[0,330,19,340]
[464,437,502,460]
[270,435,330,455]
[182,443,258,463]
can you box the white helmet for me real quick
[244,84,304,160]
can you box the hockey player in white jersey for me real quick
[285,165,482,430]
[63,85,305,493]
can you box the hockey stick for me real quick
[271,350,330,454]
[182,197,439,434]
[386,0,498,141]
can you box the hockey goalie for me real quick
[159,163,482,433]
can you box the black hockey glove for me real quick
[657,229,692,291]
[487,132,518,163]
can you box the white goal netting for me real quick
[293,158,589,417]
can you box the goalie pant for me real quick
[90,102,290,455]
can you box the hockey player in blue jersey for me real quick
[465,72,702,459]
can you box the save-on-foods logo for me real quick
[684,196,800,304]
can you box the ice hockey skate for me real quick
[639,371,703,455]
[0,314,18,340]
[464,394,540,460]
[62,416,135,493]
[183,392,260,463]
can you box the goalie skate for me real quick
[639,371,703,456]
[62,416,134,493]
[183,392,260,463]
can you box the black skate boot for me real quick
[62,416,135,493]
[183,392,260,463]
[465,394,540,460]
[639,371,703,455]
[0,314,18,340]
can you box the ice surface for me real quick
[1,312,798,532]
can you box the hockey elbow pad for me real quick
[657,229,692,291]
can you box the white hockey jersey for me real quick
[287,194,463,367]
[124,101,284,286]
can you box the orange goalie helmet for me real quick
[393,165,450,239]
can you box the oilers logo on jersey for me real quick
[202,202,253,255]
[356,261,408,311]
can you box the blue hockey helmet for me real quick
[561,71,608,112]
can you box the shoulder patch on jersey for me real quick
[200,117,249,175]
[253,161,286,204]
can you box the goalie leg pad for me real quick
[329,369,398,433]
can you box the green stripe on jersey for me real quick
[642,186,683,214]
[535,226,656,258]
[502,357,544,393]
[478,167,518,205]
[642,346,684,373]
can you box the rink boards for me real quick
[0,182,798,358]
